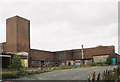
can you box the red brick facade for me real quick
[55,45,114,60]
[31,49,55,61]
[3,16,30,53]
[30,49,55,67]
[0,16,118,67]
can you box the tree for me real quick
[106,57,112,65]
[96,45,103,47]
[10,55,22,70]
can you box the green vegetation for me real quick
[86,62,96,66]
[106,57,112,65]
[2,62,109,80]
[109,72,119,80]
[86,61,108,66]
[108,66,120,80]
[96,45,103,47]
[2,55,25,80]
[2,68,51,80]
[10,55,23,70]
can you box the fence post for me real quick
[97,73,100,81]
[108,70,110,76]
[106,70,108,75]
[88,72,92,81]
[113,68,116,73]
[92,72,95,81]
[102,71,105,80]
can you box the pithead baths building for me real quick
[0,16,120,68]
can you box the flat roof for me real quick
[0,55,11,57]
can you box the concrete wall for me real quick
[93,55,109,63]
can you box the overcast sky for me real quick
[0,0,118,53]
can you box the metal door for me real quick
[112,58,116,65]
[75,60,81,66]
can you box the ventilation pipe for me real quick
[81,45,84,59]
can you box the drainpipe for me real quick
[72,50,74,60]
[81,45,84,59]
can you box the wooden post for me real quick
[102,71,105,80]
[108,71,110,76]
[106,70,108,75]
[119,76,120,80]
[97,73,100,81]
[113,68,115,72]
[92,72,95,81]
[89,72,92,81]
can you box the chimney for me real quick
[81,45,84,59]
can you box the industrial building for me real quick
[0,16,119,68]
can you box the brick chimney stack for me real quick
[81,45,84,59]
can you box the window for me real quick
[32,60,35,64]
[2,49,4,52]
[32,60,41,64]
[76,61,80,63]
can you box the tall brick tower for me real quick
[6,16,30,53]
[5,16,31,66]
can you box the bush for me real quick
[86,62,96,66]
[2,68,27,80]
[10,55,23,70]
[106,57,112,65]
[2,70,19,80]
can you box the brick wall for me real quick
[5,16,30,53]
[17,16,30,52]
[6,17,17,53]
[55,50,73,61]
[55,46,115,60]
[30,49,55,61]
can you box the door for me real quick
[41,60,44,66]
[112,58,116,65]
[21,59,28,67]
[75,61,81,66]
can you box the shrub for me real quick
[86,61,97,66]
[2,70,19,80]
[106,57,112,65]
[10,55,23,70]
[86,61,92,66]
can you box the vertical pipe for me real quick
[81,45,84,59]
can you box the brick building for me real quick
[0,16,119,68]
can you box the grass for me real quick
[2,63,110,80]
[108,72,119,80]
[103,65,120,81]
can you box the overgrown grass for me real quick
[108,66,120,80]
[86,62,108,66]
[2,63,109,80]
[109,72,119,80]
[2,68,51,80]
